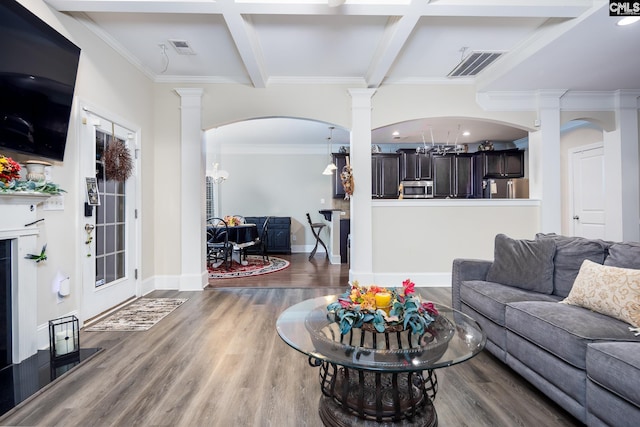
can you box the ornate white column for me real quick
[604,91,640,241]
[348,88,376,283]
[175,88,207,291]
[529,91,563,233]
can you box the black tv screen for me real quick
[0,0,80,162]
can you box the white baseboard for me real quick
[371,272,452,288]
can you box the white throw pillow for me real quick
[561,259,640,328]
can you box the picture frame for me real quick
[86,177,100,206]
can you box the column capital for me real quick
[614,90,640,110]
[174,88,204,108]
[536,90,566,110]
[348,88,377,108]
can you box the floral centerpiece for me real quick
[327,279,439,335]
[223,215,242,226]
[0,155,21,185]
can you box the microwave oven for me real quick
[401,180,433,198]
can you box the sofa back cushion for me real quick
[605,242,640,269]
[561,259,640,328]
[536,233,608,297]
[486,234,556,294]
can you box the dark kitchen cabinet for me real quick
[479,149,524,178]
[331,153,348,198]
[244,216,291,254]
[372,153,400,198]
[432,154,473,198]
[397,149,432,181]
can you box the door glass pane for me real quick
[95,130,127,288]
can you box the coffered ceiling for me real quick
[44,0,639,144]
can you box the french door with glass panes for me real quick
[81,110,139,321]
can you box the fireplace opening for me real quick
[1,239,11,370]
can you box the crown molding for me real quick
[478,90,640,112]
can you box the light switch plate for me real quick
[43,195,65,211]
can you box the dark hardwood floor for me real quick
[0,255,582,426]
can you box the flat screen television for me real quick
[0,0,81,162]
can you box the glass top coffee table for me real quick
[277,293,486,426]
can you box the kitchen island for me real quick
[370,198,541,287]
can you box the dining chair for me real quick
[206,217,233,270]
[245,216,270,264]
[306,213,329,261]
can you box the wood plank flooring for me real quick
[0,255,582,426]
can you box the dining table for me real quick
[208,222,259,266]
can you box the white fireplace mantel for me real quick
[0,192,49,363]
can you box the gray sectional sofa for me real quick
[452,233,640,426]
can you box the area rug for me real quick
[208,255,290,279]
[85,298,188,332]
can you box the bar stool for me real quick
[306,213,329,260]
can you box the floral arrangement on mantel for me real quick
[0,155,65,195]
[327,279,439,335]
[0,155,21,184]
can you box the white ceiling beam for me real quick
[366,14,419,88]
[222,12,267,88]
[46,0,591,18]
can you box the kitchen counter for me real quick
[373,198,540,208]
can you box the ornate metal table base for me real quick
[314,360,439,427]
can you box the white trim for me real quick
[372,272,452,288]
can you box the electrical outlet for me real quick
[292,235,297,241]
[320,198,325,204]
[43,195,65,211]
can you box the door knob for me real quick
[573,215,580,220]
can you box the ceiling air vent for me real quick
[447,51,503,77]
[169,39,196,55]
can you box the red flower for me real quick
[338,298,352,308]
[402,279,415,295]
[422,301,439,316]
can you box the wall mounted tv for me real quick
[0,0,81,162]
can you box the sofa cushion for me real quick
[486,234,556,294]
[536,233,608,297]
[587,342,640,409]
[505,301,639,369]
[605,242,640,269]
[561,260,640,328]
[460,280,560,326]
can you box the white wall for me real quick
[16,1,154,334]
[371,200,540,286]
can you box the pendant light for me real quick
[322,126,337,175]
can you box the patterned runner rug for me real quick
[85,298,188,332]
[208,255,290,279]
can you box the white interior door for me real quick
[81,110,139,321]
[570,144,606,239]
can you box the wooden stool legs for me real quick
[309,223,329,260]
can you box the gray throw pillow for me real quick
[536,233,608,297]
[486,234,556,294]
[605,242,640,269]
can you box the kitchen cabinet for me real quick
[244,216,291,254]
[397,149,432,180]
[331,153,348,199]
[479,149,524,178]
[371,153,400,199]
[432,154,473,198]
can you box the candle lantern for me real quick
[48,315,80,362]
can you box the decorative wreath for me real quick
[104,139,133,182]
[340,155,354,200]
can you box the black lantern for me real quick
[48,315,80,362]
